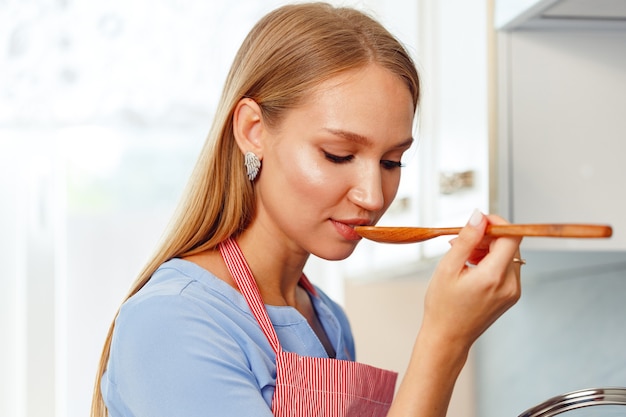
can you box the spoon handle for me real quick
[486,224,613,238]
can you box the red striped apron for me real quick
[219,238,397,416]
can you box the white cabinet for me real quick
[494,3,626,250]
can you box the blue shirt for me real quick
[102,258,356,417]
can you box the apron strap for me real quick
[219,238,282,354]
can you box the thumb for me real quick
[441,209,487,270]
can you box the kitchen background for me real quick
[1,0,625,417]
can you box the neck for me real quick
[235,227,310,308]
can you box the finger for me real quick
[466,247,490,265]
[440,209,487,271]
[480,215,523,271]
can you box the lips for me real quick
[331,219,370,241]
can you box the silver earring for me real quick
[244,151,261,181]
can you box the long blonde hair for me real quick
[91,2,420,415]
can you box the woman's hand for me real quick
[385,210,523,417]
[421,209,523,352]
[388,210,523,417]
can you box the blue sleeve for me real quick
[104,293,275,417]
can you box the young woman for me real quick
[91,3,523,416]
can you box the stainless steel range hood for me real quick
[496,0,626,30]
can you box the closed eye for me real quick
[381,160,404,170]
[324,151,354,164]
[324,150,404,170]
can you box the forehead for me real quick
[312,65,414,104]
[292,65,415,141]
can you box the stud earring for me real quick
[244,151,261,182]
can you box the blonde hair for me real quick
[91,2,419,415]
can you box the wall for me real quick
[476,250,626,417]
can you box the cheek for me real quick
[281,147,338,199]
[290,150,325,187]
[262,146,346,238]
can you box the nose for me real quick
[348,164,385,212]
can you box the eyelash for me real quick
[381,160,404,169]
[323,151,404,170]
[324,151,353,164]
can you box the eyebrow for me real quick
[324,128,414,149]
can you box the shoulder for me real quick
[114,258,257,344]
[105,259,278,413]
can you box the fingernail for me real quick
[468,209,483,227]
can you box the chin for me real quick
[312,241,359,261]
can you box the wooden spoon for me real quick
[353,224,613,244]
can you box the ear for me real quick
[233,98,265,157]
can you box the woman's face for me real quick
[255,64,415,260]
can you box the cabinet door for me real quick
[498,30,626,250]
